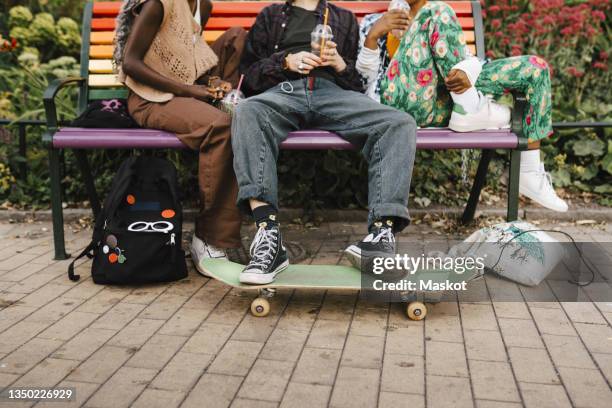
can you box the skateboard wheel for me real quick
[251,298,270,317]
[406,302,427,321]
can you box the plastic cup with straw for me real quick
[311,8,333,58]
[220,74,245,115]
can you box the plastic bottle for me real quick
[219,89,244,115]
[310,24,334,57]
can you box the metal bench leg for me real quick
[461,149,493,224]
[507,149,521,222]
[49,147,69,260]
[74,150,101,218]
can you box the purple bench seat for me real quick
[53,128,518,150]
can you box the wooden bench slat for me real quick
[92,1,474,17]
[89,59,114,73]
[91,31,115,44]
[89,74,121,87]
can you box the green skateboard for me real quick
[200,258,430,320]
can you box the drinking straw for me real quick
[320,7,329,56]
[236,74,244,93]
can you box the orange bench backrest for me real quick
[86,1,480,93]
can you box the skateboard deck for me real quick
[200,258,363,290]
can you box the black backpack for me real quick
[68,156,187,284]
[71,99,139,128]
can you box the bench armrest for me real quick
[510,91,530,150]
[43,77,85,132]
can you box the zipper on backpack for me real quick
[170,233,177,262]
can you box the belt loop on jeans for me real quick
[280,81,294,93]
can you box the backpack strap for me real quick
[67,241,96,281]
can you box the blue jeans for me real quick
[231,78,417,232]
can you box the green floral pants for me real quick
[380,1,553,141]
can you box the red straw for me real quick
[237,74,244,93]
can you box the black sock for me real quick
[252,205,278,229]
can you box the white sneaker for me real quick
[190,235,227,277]
[449,95,511,132]
[519,164,568,212]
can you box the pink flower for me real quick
[430,29,440,47]
[387,60,399,80]
[416,69,434,86]
[529,56,548,69]
[526,115,532,125]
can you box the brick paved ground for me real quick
[0,219,611,408]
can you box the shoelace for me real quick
[369,227,395,252]
[248,227,279,270]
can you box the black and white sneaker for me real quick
[239,224,289,285]
[344,220,396,270]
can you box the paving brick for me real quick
[317,294,356,321]
[280,382,331,408]
[530,307,576,336]
[469,360,520,403]
[260,329,308,362]
[90,302,146,330]
[237,359,293,402]
[165,277,206,297]
[131,388,185,408]
[181,279,228,310]
[35,380,99,408]
[0,262,46,282]
[0,305,37,332]
[426,375,473,408]
[464,329,507,362]
[507,347,560,384]
[558,366,612,408]
[381,353,424,395]
[291,347,341,385]
[306,319,350,350]
[231,314,278,343]
[385,325,424,356]
[562,301,608,325]
[0,372,19,388]
[12,357,79,388]
[207,340,263,376]
[86,366,158,408]
[205,294,251,326]
[150,351,213,391]
[574,322,612,354]
[427,340,469,377]
[68,345,134,383]
[119,284,167,305]
[61,277,105,300]
[75,288,127,314]
[275,302,319,331]
[24,296,82,324]
[181,322,235,355]
[492,302,531,320]
[0,320,50,354]
[125,334,186,369]
[37,311,99,341]
[349,307,388,337]
[379,392,425,408]
[425,314,463,343]
[329,366,379,408]
[475,401,521,408]
[0,337,63,374]
[0,253,38,271]
[498,318,544,349]
[230,398,278,408]
[181,373,242,408]
[138,293,188,320]
[542,334,597,369]
[518,382,572,408]
[158,306,209,337]
[106,318,164,349]
[52,327,116,361]
[340,334,384,369]
[460,304,498,331]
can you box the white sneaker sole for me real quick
[449,121,512,132]
[344,245,362,269]
[190,246,213,278]
[239,259,290,285]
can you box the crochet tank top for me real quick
[119,0,219,102]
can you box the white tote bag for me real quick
[448,222,565,286]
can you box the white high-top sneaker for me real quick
[449,95,511,132]
[190,235,227,277]
[519,164,568,212]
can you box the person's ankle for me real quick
[252,204,278,229]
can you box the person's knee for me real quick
[225,26,247,37]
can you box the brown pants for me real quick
[127,27,247,248]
